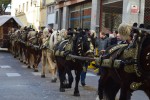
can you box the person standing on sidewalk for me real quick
[95,31,110,56]
[95,31,110,75]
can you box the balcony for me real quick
[55,0,67,3]
[15,12,25,17]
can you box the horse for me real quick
[17,27,28,64]
[96,24,150,100]
[41,28,63,82]
[11,29,21,58]
[26,30,42,72]
[54,31,94,96]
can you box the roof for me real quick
[0,15,24,27]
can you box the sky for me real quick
[5,4,11,12]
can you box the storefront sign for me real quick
[131,5,139,14]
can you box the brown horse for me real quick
[96,25,150,100]
[54,32,94,96]
[26,30,42,72]
[18,27,28,64]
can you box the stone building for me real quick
[55,0,147,33]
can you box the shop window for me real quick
[82,10,91,29]
[69,2,91,29]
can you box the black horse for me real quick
[97,29,150,100]
[54,32,94,96]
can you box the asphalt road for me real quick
[0,50,149,100]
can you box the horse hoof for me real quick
[60,88,65,92]
[34,69,38,72]
[73,92,80,96]
[41,74,45,78]
[27,66,31,69]
[51,78,57,83]
[33,65,35,68]
[64,84,71,88]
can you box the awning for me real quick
[0,15,24,27]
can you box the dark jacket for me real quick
[95,36,110,52]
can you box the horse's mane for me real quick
[49,30,63,49]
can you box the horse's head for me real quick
[75,34,94,57]
[60,29,67,40]
[49,30,62,49]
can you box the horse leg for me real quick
[65,69,73,88]
[22,48,26,64]
[47,52,57,82]
[33,54,39,72]
[58,66,66,92]
[19,45,23,62]
[27,53,32,69]
[34,51,41,72]
[119,84,132,100]
[73,69,82,96]
[25,48,29,65]
[41,50,46,78]
[103,77,120,100]
[97,67,109,99]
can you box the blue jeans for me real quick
[80,62,88,83]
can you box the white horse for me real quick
[41,29,66,82]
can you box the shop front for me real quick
[69,1,92,29]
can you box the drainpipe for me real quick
[138,0,141,24]
[99,0,103,32]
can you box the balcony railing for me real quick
[55,0,67,3]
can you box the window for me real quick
[19,5,20,12]
[42,0,46,6]
[69,2,92,29]
[48,6,51,14]
[48,6,55,14]
[31,0,32,6]
[15,9,18,14]
[51,6,54,13]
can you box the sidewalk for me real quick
[0,48,8,51]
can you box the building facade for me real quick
[55,0,147,33]
[46,0,55,29]
[11,0,39,30]
[11,0,55,31]
[11,0,149,32]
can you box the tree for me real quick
[0,0,11,15]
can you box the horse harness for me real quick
[55,37,74,60]
[98,42,140,75]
